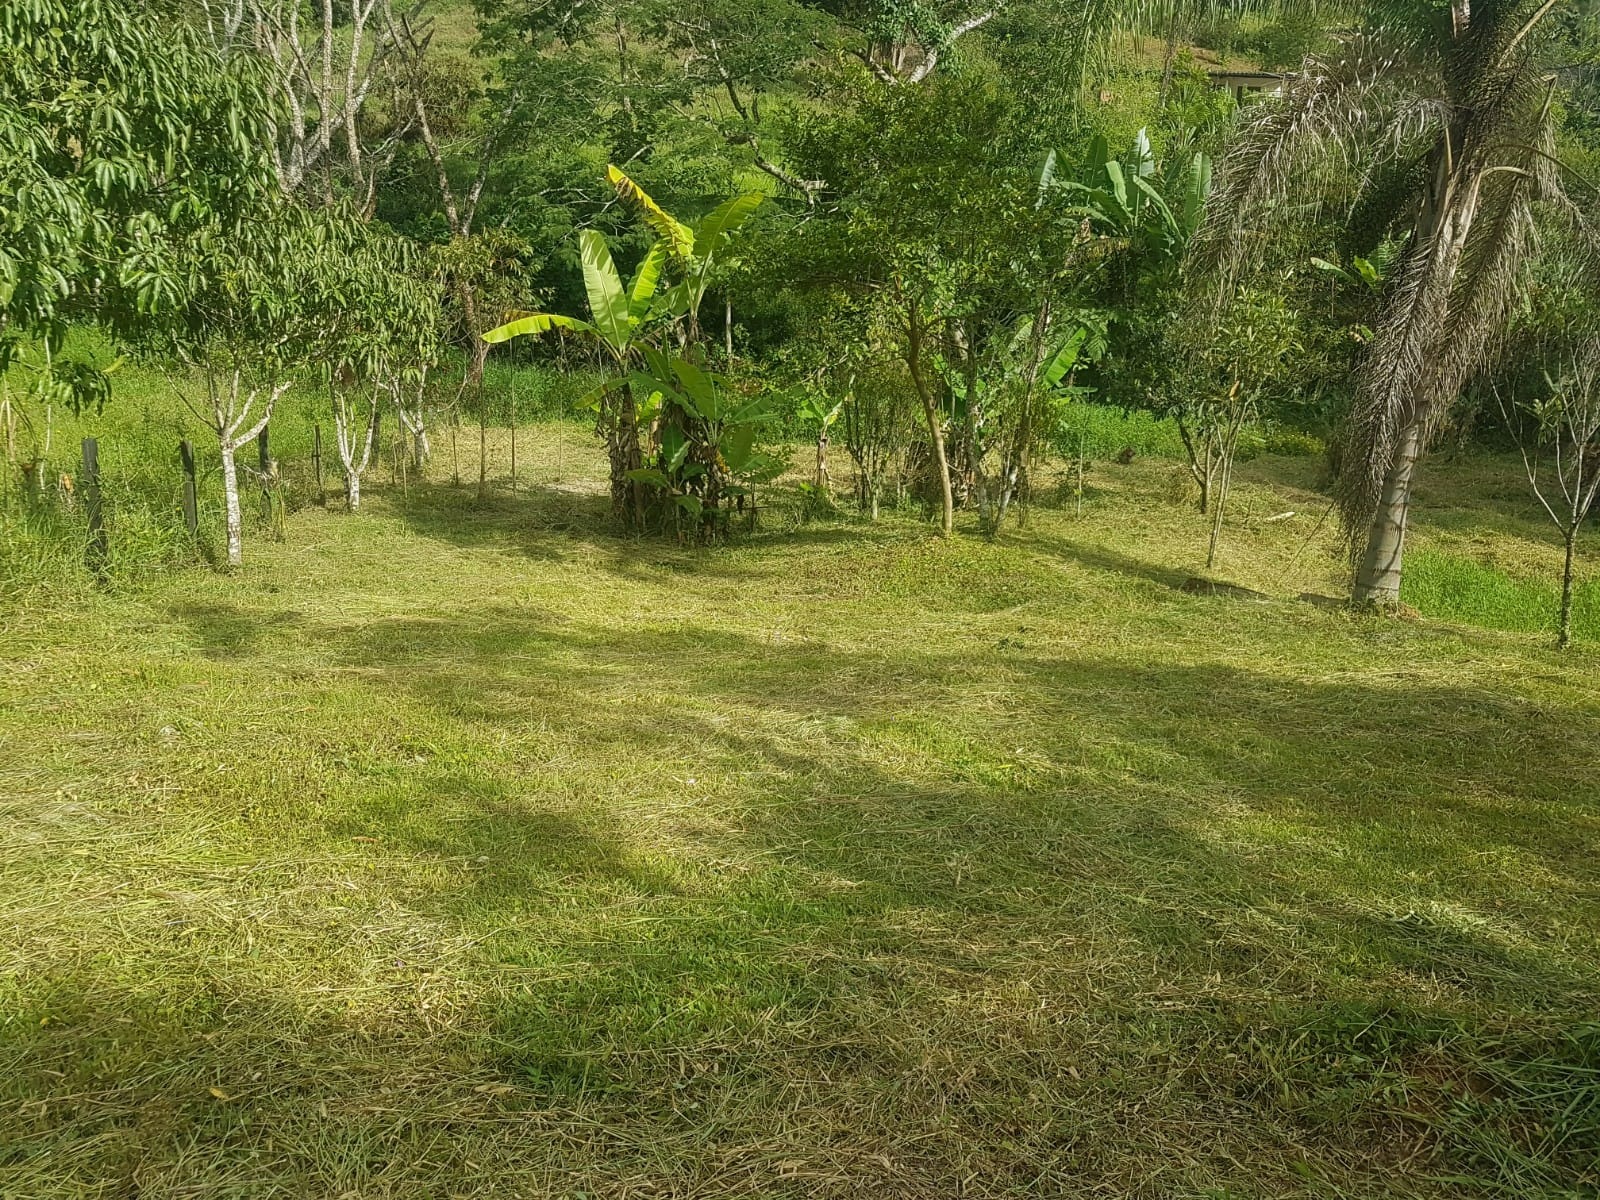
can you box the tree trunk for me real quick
[1177,418,1213,514]
[220,440,243,568]
[620,384,643,528]
[334,391,377,512]
[1353,417,1423,604]
[478,391,488,501]
[1158,12,1184,108]
[906,312,954,537]
[1559,531,1576,650]
[1206,453,1232,571]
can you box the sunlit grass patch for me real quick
[1402,546,1600,642]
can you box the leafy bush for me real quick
[1246,16,1328,71]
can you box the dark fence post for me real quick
[313,422,324,505]
[257,424,271,523]
[179,439,198,537]
[82,437,107,575]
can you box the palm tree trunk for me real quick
[1354,417,1423,605]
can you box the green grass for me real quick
[1,414,1598,1198]
[1404,547,1600,640]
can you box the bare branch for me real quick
[905,9,997,85]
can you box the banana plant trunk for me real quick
[606,383,645,529]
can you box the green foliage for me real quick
[1261,426,1324,457]
[1052,401,1187,460]
[0,0,276,408]
[485,166,770,535]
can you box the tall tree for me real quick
[1,0,276,402]
[778,75,1068,536]
[201,0,427,208]
[1194,0,1578,603]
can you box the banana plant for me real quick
[1310,246,1396,294]
[605,165,766,340]
[1041,129,1212,266]
[1037,312,1111,393]
[482,166,768,536]
[484,226,669,525]
[626,348,781,532]
[797,392,844,494]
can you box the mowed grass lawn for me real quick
[2,424,1598,1199]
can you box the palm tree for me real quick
[1193,0,1576,603]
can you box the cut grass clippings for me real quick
[1,419,1597,1199]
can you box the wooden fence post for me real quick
[313,423,324,505]
[82,437,107,574]
[179,439,198,537]
[257,424,272,524]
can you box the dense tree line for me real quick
[3,0,1598,617]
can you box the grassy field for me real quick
[2,414,1598,1199]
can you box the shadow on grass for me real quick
[309,609,1600,1034]
[9,605,1600,1197]
[1025,533,1193,590]
[383,478,922,584]
[167,601,303,658]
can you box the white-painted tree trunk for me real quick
[220,439,243,567]
[334,387,381,511]
[394,390,430,471]
[206,372,287,571]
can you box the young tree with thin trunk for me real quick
[325,226,444,508]
[204,369,292,567]
[334,384,383,512]
[1192,0,1576,605]
[157,205,356,566]
[1186,287,1300,570]
[1498,335,1600,649]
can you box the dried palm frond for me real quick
[1188,26,1435,308]
[1335,15,1565,542]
